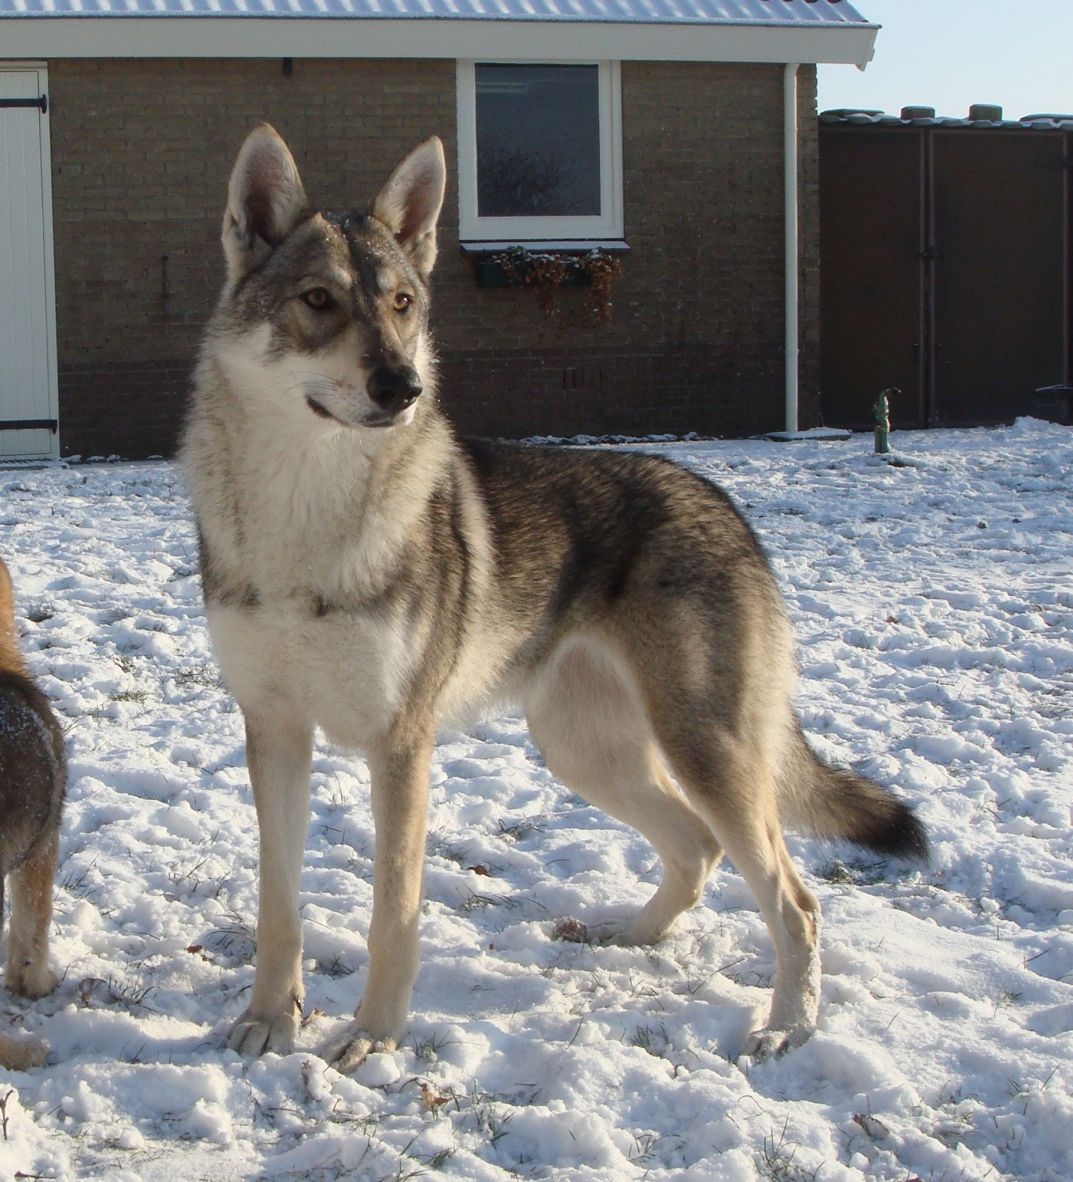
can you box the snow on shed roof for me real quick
[821,107,1073,131]
[0,0,877,64]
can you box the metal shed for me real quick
[819,106,1073,429]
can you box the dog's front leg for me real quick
[322,725,433,1073]
[228,711,313,1057]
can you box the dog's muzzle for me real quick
[367,365,423,418]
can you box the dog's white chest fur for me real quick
[190,418,436,746]
[207,600,413,747]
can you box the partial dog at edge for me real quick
[181,124,928,1073]
[0,557,65,1071]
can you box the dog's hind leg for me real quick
[527,640,722,947]
[653,713,822,1059]
[5,829,59,1000]
[228,712,313,1057]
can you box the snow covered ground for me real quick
[1,418,1071,1182]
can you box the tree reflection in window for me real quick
[475,64,601,219]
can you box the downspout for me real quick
[784,62,800,433]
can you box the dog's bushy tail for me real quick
[779,721,929,861]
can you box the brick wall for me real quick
[439,62,822,440]
[47,58,819,458]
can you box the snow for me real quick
[1,417,1071,1182]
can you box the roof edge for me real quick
[0,15,877,65]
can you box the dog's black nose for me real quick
[368,366,423,415]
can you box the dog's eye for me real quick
[393,293,414,314]
[301,288,334,311]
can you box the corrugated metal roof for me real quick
[1,0,876,64]
[0,0,869,23]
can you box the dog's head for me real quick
[210,124,446,433]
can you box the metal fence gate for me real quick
[819,118,1071,429]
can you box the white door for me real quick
[0,65,59,461]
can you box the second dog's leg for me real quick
[228,712,313,1057]
[322,727,433,1073]
[5,829,59,999]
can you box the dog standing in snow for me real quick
[0,556,65,1070]
[182,124,927,1073]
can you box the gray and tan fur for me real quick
[0,557,65,1071]
[181,125,927,1072]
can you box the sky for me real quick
[817,0,1073,121]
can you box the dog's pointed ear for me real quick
[222,123,309,283]
[371,137,446,278]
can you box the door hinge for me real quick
[0,420,58,433]
[0,95,48,114]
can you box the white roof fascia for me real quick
[0,18,877,67]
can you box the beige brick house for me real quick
[1,0,875,460]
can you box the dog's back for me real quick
[0,557,64,1070]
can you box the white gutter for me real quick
[783,60,799,434]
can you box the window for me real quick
[457,60,623,245]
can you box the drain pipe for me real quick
[783,62,800,434]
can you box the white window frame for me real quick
[456,59,624,245]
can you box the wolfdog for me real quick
[181,124,927,1072]
[0,557,65,1070]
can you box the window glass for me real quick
[475,64,601,219]
[457,59,623,243]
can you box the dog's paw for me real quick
[227,1008,299,1057]
[5,960,59,1000]
[586,915,666,947]
[552,913,665,948]
[0,1033,48,1071]
[320,1022,397,1075]
[739,1023,813,1064]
